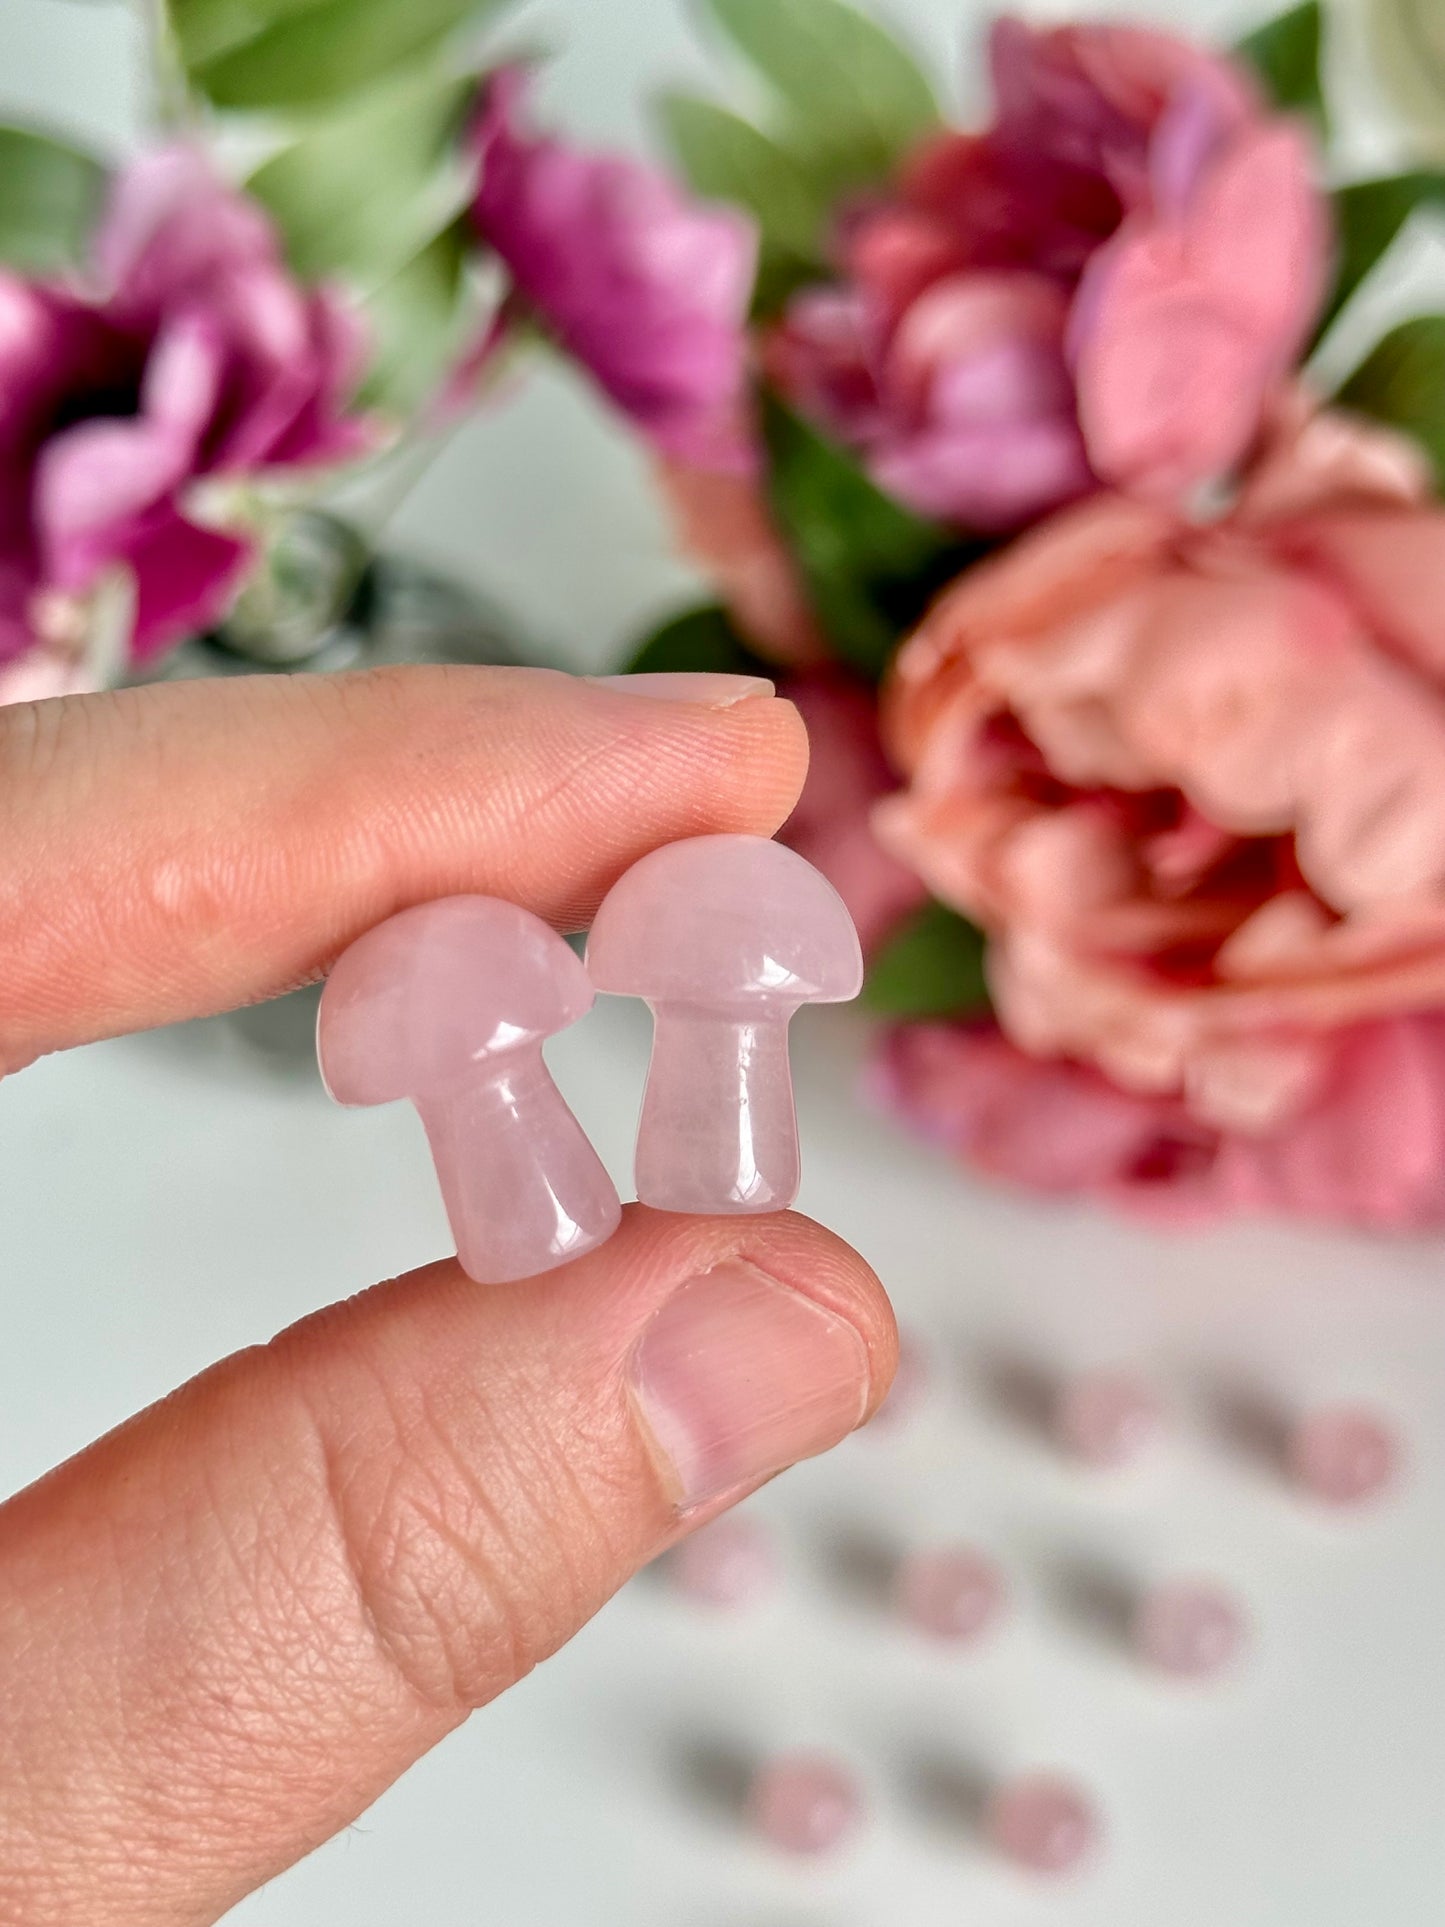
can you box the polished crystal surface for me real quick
[587,835,863,1213]
[318,896,620,1283]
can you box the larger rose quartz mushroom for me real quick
[587,835,863,1213]
[318,896,621,1283]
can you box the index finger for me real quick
[0,665,804,1071]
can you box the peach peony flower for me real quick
[877,397,1445,1139]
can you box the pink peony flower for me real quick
[872,1016,1445,1230]
[877,397,1445,1151]
[769,17,1326,522]
[471,70,757,471]
[870,1019,1217,1211]
[0,146,371,669]
[780,672,928,952]
[765,271,1091,533]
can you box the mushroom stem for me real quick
[637,1006,800,1214]
[416,1051,620,1284]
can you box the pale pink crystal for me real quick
[748,1752,864,1855]
[1053,1369,1161,1467]
[1133,1578,1246,1679]
[984,1773,1099,1875]
[1287,1405,1399,1506]
[318,896,621,1284]
[669,1515,778,1608]
[895,1546,1006,1644]
[587,836,863,1213]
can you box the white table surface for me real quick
[4,3,1445,1923]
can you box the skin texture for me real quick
[0,666,896,1927]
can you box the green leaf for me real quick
[705,0,939,182]
[1319,172,1445,335]
[760,390,983,679]
[190,0,509,110]
[359,222,473,416]
[623,602,772,678]
[864,900,990,1019]
[657,94,822,257]
[167,0,336,72]
[247,66,473,285]
[657,91,824,310]
[0,126,105,274]
[1337,315,1445,478]
[1236,1,1326,131]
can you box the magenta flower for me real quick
[769,17,1327,524]
[471,70,758,471]
[0,146,371,670]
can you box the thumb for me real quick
[0,1207,893,1927]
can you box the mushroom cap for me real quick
[587,835,863,1008]
[319,896,592,1106]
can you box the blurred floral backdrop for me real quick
[5,0,1445,1227]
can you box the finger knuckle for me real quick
[304,1367,626,1714]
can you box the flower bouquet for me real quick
[9,0,1445,1221]
[0,0,551,702]
[463,0,1445,1230]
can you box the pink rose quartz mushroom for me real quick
[318,897,621,1284]
[984,1772,1100,1875]
[747,1752,865,1855]
[587,836,864,1214]
[1132,1578,1247,1679]
[1287,1405,1400,1506]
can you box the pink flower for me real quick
[780,673,927,952]
[872,1016,1445,1230]
[769,17,1326,522]
[877,398,1445,1149]
[765,272,1090,532]
[0,147,371,669]
[471,70,757,471]
[870,1019,1216,1210]
[1070,117,1326,501]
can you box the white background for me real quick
[2,3,1444,1924]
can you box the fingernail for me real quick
[587,672,775,708]
[630,1259,871,1509]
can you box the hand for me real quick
[0,666,896,1927]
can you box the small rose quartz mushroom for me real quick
[984,1772,1099,1875]
[587,835,864,1212]
[747,1752,865,1855]
[318,896,621,1283]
